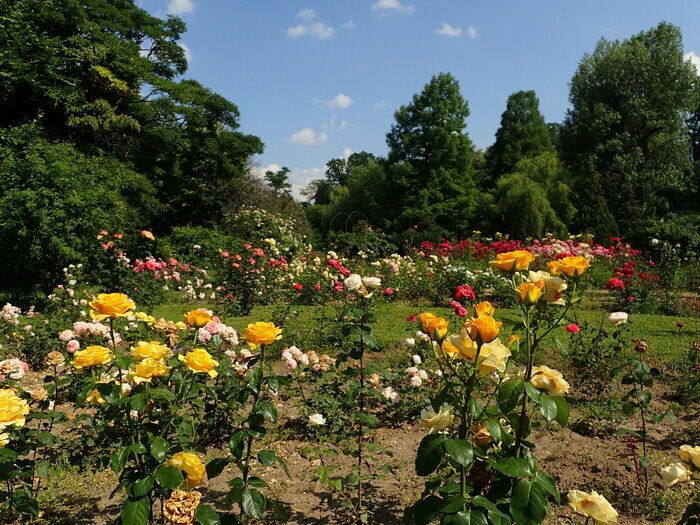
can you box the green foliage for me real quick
[166,226,242,270]
[328,222,398,258]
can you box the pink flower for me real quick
[66,340,80,354]
[410,375,422,388]
[450,300,468,318]
[293,283,303,292]
[197,329,212,343]
[59,329,74,342]
[253,248,265,257]
[383,287,394,296]
[313,283,321,292]
[566,323,580,334]
[406,314,417,323]
[333,281,344,293]
[454,284,476,302]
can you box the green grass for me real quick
[152,302,699,366]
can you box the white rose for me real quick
[308,413,326,427]
[344,274,362,291]
[404,338,416,348]
[661,462,691,487]
[608,312,628,326]
[412,354,422,364]
[362,276,382,289]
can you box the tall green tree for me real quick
[485,90,552,185]
[386,73,476,233]
[265,166,292,197]
[560,22,696,239]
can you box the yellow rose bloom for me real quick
[165,452,206,489]
[547,256,590,278]
[131,341,172,362]
[567,490,618,524]
[131,358,170,384]
[86,389,106,405]
[516,280,545,305]
[140,230,156,241]
[528,271,567,305]
[0,432,9,447]
[178,348,219,378]
[183,308,213,328]
[467,315,502,344]
[418,404,454,434]
[71,345,115,372]
[489,250,535,272]
[163,490,202,525]
[418,313,449,341]
[679,445,700,469]
[530,365,570,396]
[135,312,156,324]
[474,301,495,317]
[89,293,135,321]
[0,389,30,429]
[443,330,511,374]
[243,321,283,346]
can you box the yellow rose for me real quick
[528,271,567,305]
[679,445,700,469]
[470,421,492,446]
[474,301,495,317]
[567,490,618,524]
[135,312,156,324]
[467,315,502,344]
[71,345,115,372]
[183,308,213,328]
[243,321,283,346]
[516,280,545,305]
[163,490,202,525]
[0,432,9,447]
[131,358,170,384]
[131,341,172,362]
[530,365,570,396]
[86,389,106,405]
[140,230,156,241]
[443,330,511,374]
[0,389,30,429]
[661,462,692,487]
[418,313,449,341]
[165,452,206,489]
[547,256,590,278]
[178,348,219,378]
[89,293,135,321]
[418,404,454,434]
[489,250,535,272]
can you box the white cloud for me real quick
[286,127,328,146]
[371,0,414,14]
[310,21,335,39]
[251,163,282,179]
[436,23,461,37]
[323,114,348,131]
[342,147,353,159]
[325,93,353,109]
[372,100,387,110]
[286,24,308,38]
[178,42,192,62]
[343,20,356,29]
[166,0,194,15]
[466,25,478,39]
[685,51,700,73]
[297,8,317,21]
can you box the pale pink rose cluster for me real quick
[280,346,335,373]
[1,303,22,326]
[197,319,239,345]
[406,366,429,388]
[381,386,401,404]
[72,321,110,338]
[0,358,30,380]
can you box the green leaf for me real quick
[494,457,533,478]
[523,382,542,403]
[256,401,278,423]
[258,450,276,466]
[534,470,560,504]
[442,510,488,525]
[538,395,558,422]
[206,457,229,479]
[195,504,221,525]
[110,446,130,473]
[552,396,569,426]
[553,337,568,357]
[149,437,169,462]
[242,489,266,519]
[130,392,148,412]
[155,465,184,490]
[415,434,446,476]
[407,495,443,525]
[444,439,473,467]
[10,490,38,516]
[121,497,150,525]
[229,430,246,459]
[498,380,523,413]
[36,431,57,445]
[128,476,153,498]
[509,479,547,525]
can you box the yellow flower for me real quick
[243,321,283,346]
[163,489,202,525]
[89,293,135,321]
[679,445,700,469]
[516,280,545,305]
[0,432,9,447]
[178,348,219,378]
[467,315,502,344]
[183,308,213,328]
[131,341,172,362]
[547,256,590,278]
[489,250,535,272]
[530,365,570,396]
[135,311,156,324]
[176,321,187,331]
[474,301,495,317]
[418,313,449,341]
[661,462,692,487]
[567,490,618,524]
[528,271,567,305]
[140,230,156,241]
[165,452,206,489]
[86,389,106,405]
[71,345,115,371]
[131,358,170,384]
[0,389,30,429]
[443,330,511,374]
[45,351,66,367]
[418,404,454,434]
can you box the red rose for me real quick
[566,323,580,334]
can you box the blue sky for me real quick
[142,0,700,197]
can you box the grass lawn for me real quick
[152,301,699,366]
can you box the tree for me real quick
[305,152,377,205]
[386,73,477,233]
[265,166,292,197]
[560,22,696,239]
[485,90,552,185]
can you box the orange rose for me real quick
[489,250,535,272]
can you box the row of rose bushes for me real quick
[1,249,697,523]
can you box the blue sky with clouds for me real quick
[142,0,700,196]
